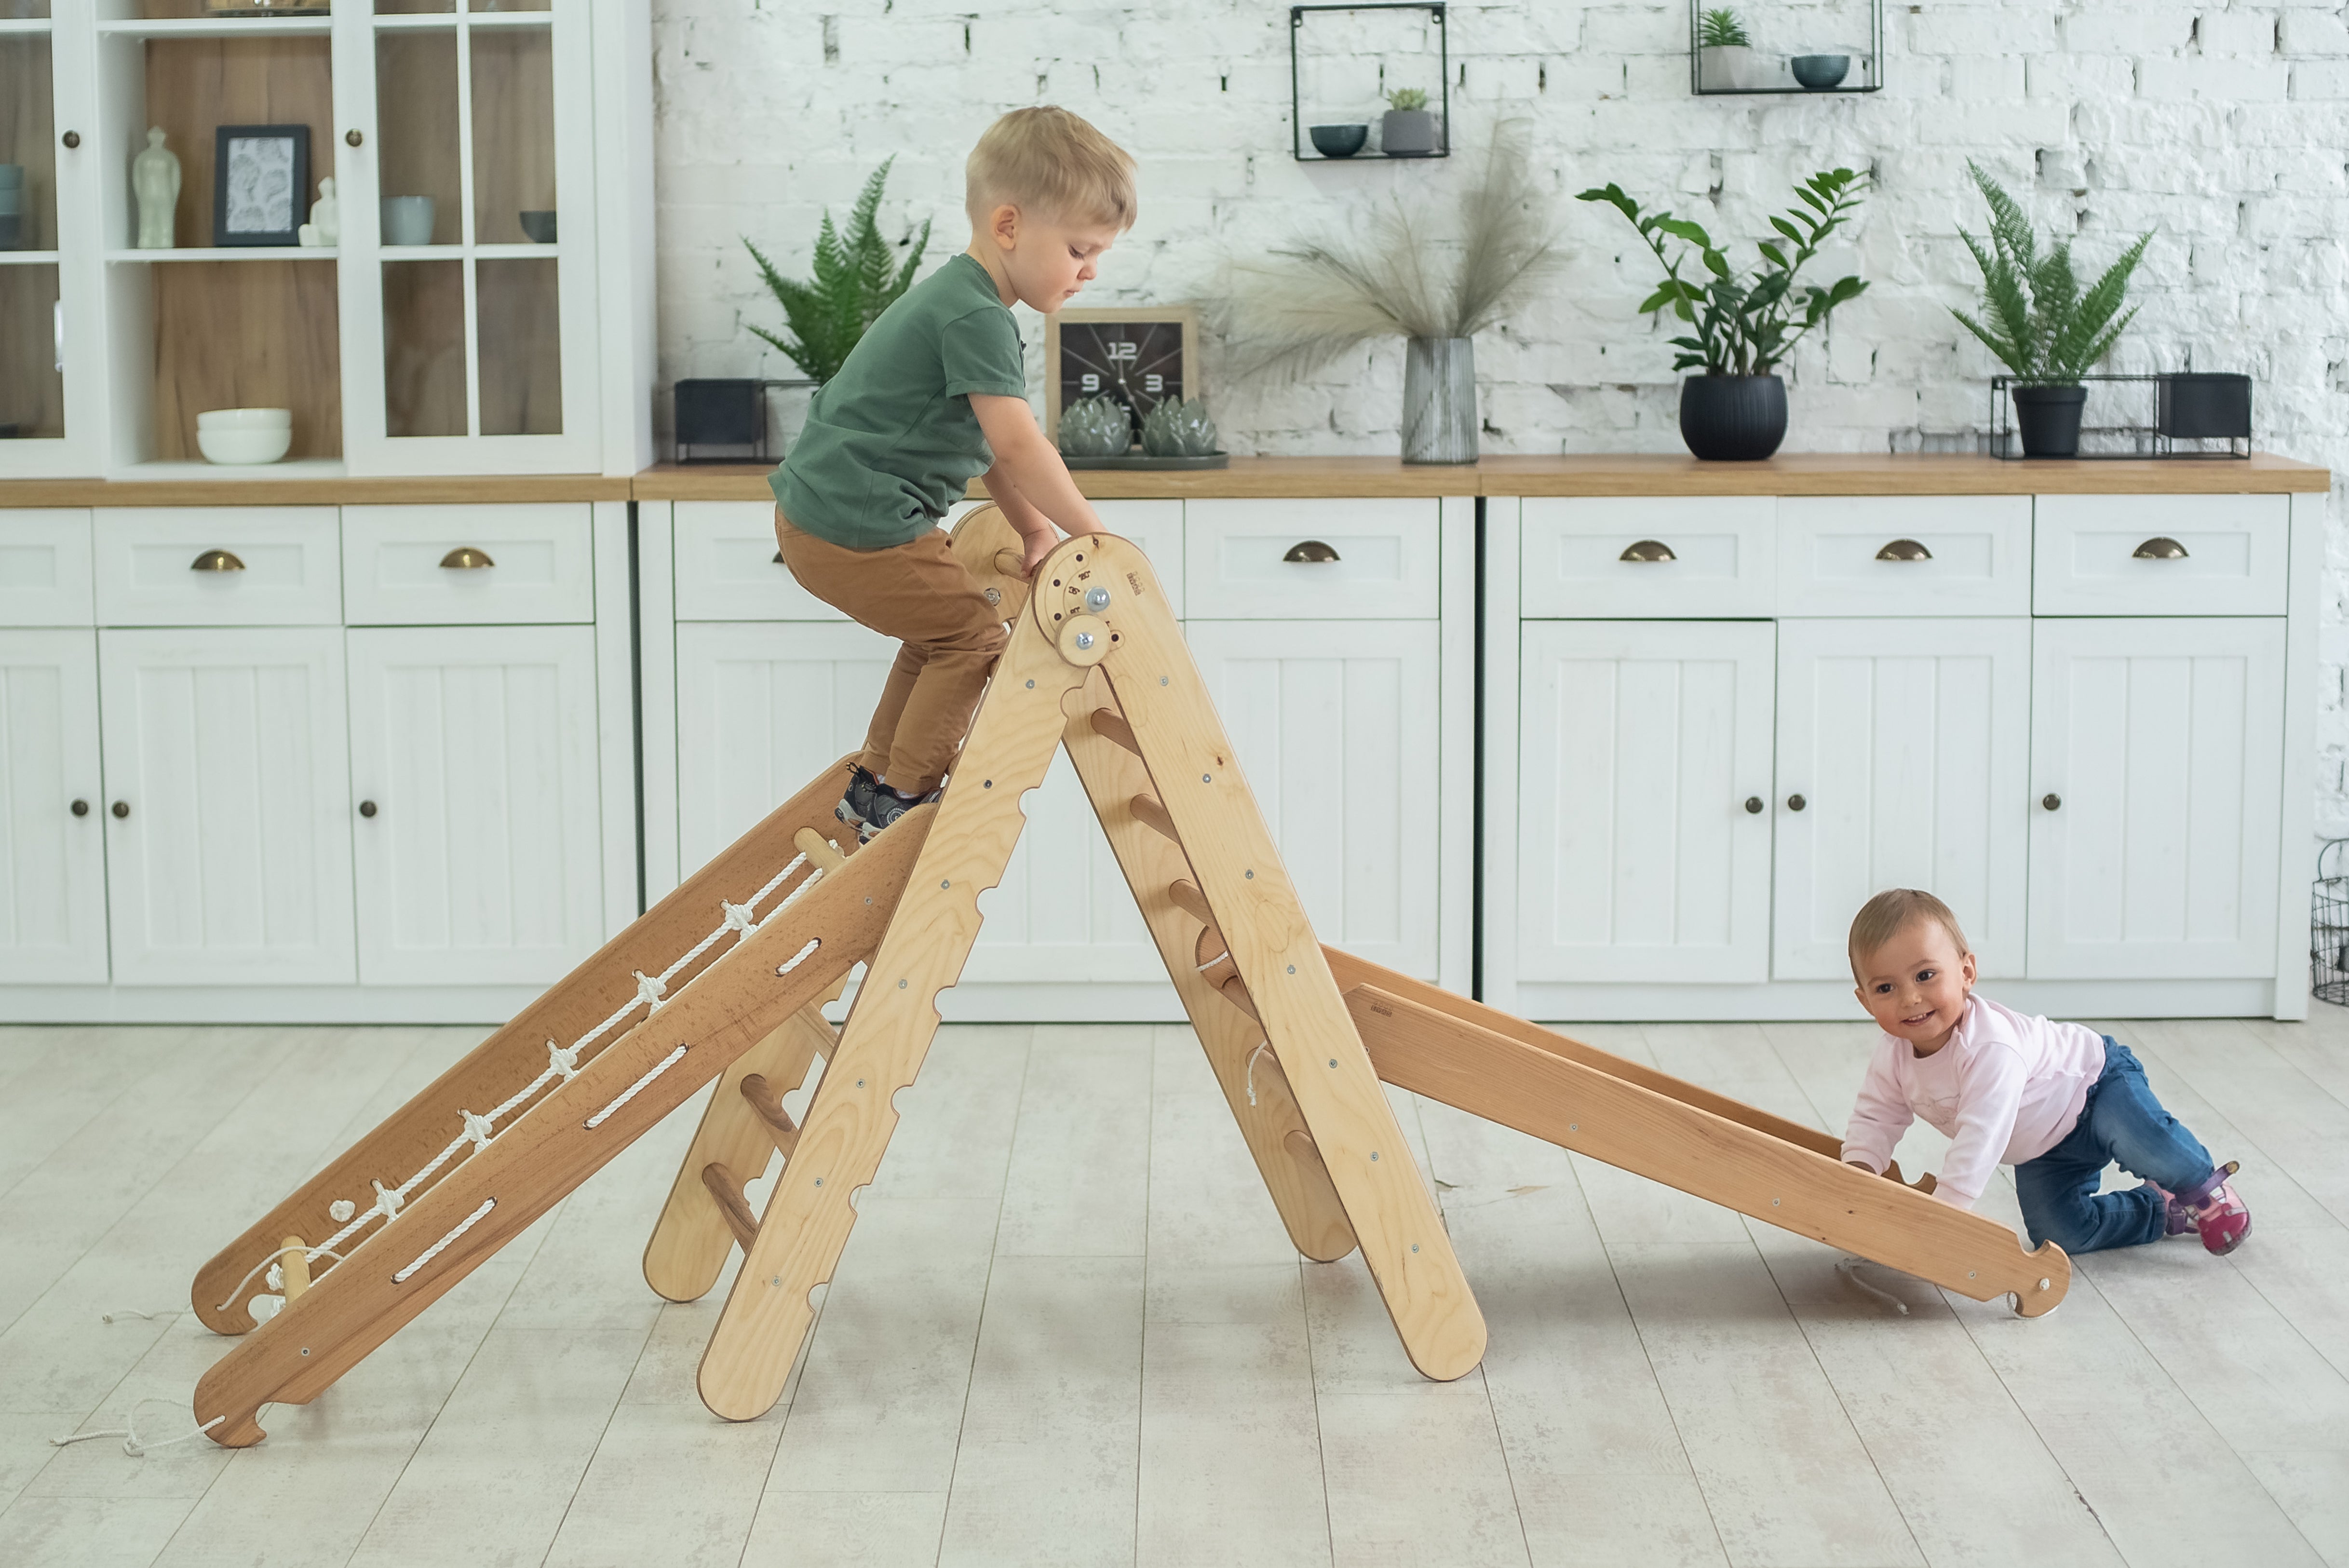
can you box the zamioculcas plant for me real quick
[1951,160,2150,387]
[745,158,932,384]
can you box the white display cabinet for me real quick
[1,0,649,481]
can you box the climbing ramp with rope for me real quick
[190,510,2069,1447]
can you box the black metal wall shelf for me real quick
[1290,3,1450,161]
[1688,0,1884,95]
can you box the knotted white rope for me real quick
[776,938,819,977]
[393,1199,495,1284]
[585,1045,689,1130]
[1244,1041,1275,1107]
[53,1402,227,1458]
[1836,1256,1910,1315]
[214,847,824,1312]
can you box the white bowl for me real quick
[198,406,292,430]
[198,426,294,465]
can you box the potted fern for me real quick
[1699,8,1757,91]
[1579,168,1869,460]
[1380,87,1440,157]
[1952,162,2150,458]
[744,157,932,384]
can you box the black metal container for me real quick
[1678,374,1787,460]
[2156,373,2252,440]
[675,378,766,463]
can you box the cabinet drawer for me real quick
[675,500,844,622]
[1185,499,1437,619]
[1520,497,1774,618]
[342,504,594,625]
[2033,494,2287,616]
[1775,496,2030,616]
[0,509,94,626]
[94,509,341,626]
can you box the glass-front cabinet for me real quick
[0,2,640,480]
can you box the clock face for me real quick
[1059,321,1186,437]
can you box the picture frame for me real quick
[212,124,310,248]
[1044,305,1201,442]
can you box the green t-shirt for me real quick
[771,253,1027,550]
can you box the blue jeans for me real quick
[2012,1040,2215,1254]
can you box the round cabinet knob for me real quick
[1786,794,1807,812]
[2042,793,2062,811]
[1744,796,1763,814]
[71,798,90,817]
[111,801,130,819]
[61,131,80,149]
[359,800,378,818]
[346,129,364,147]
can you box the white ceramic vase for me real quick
[132,127,180,250]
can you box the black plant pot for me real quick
[2011,383,2088,458]
[1679,374,1787,460]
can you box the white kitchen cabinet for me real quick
[1772,619,2032,980]
[1516,620,1776,984]
[2027,617,2284,980]
[0,629,108,983]
[98,626,355,986]
[347,625,603,987]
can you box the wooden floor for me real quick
[2,1005,2346,1568]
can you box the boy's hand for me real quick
[1019,526,1056,577]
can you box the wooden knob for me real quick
[61,131,80,149]
[1786,794,1807,812]
[71,798,90,817]
[346,129,364,147]
[111,800,129,819]
[2042,793,2061,811]
[359,800,378,818]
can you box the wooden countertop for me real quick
[0,453,2326,510]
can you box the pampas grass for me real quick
[1216,121,1564,379]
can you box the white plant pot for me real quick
[1699,43,1755,91]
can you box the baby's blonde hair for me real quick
[966,107,1137,231]
[1848,889,1971,977]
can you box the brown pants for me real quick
[774,511,1007,795]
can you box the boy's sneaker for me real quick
[2176,1161,2250,1256]
[835,765,883,838]
[861,784,940,842]
[2140,1179,2198,1238]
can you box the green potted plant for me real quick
[743,157,932,384]
[1380,86,1439,157]
[1952,161,2150,459]
[1578,168,1869,460]
[1698,8,1756,91]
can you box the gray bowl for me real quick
[519,210,557,243]
[1309,123,1369,159]
[1791,54,1851,89]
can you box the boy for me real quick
[771,107,1133,840]
[1840,888,2249,1256]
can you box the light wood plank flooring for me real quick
[2,1006,2345,1568]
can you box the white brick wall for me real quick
[651,0,2349,830]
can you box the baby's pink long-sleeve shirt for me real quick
[1839,994,2106,1208]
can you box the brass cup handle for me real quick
[1875,538,1933,562]
[2133,537,2189,560]
[2042,793,2062,811]
[71,798,90,817]
[191,549,246,572]
[439,546,495,570]
[1620,539,1676,563]
[1744,796,1764,814]
[1283,540,1341,563]
[111,800,130,819]
[359,800,378,818]
[1787,793,1807,812]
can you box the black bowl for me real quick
[1309,123,1369,159]
[1791,54,1850,89]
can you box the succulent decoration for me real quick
[1577,167,1870,375]
[744,157,931,384]
[1056,394,1133,457]
[1140,398,1220,457]
[1952,161,2150,385]
[1386,86,1429,111]
[1700,7,1751,47]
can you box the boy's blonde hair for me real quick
[1848,889,1971,976]
[966,107,1137,231]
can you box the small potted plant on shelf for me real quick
[1699,8,1757,91]
[1578,167,1869,460]
[1380,87,1440,157]
[1952,161,2150,459]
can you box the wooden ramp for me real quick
[190,508,2061,1447]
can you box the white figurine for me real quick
[297,176,339,248]
[131,127,180,250]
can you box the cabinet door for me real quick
[0,629,107,982]
[98,628,355,985]
[1518,621,1775,984]
[1187,619,1443,979]
[2028,618,2283,979]
[0,13,101,478]
[1773,619,2031,979]
[337,5,600,474]
[348,625,602,986]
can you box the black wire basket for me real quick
[2312,839,2349,1006]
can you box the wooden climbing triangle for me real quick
[189,509,2067,1447]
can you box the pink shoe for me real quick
[2140,1179,2197,1237]
[2175,1161,2250,1256]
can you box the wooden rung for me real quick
[1166,878,1213,925]
[793,826,848,873]
[278,1237,310,1302]
[1194,919,1228,972]
[700,1162,760,1252]
[1219,974,1259,1022]
[1087,707,1142,758]
[1130,793,1180,845]
[739,1073,802,1157]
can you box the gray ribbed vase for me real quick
[1402,336,1476,464]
